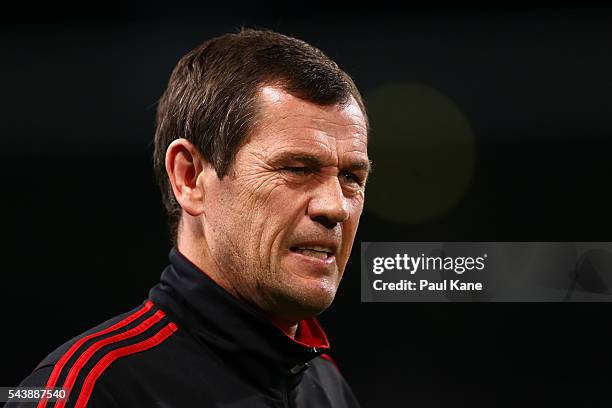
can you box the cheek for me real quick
[258,189,309,254]
[346,196,365,229]
[235,171,284,207]
[219,176,278,230]
[227,181,305,267]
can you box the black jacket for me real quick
[7,248,360,408]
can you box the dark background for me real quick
[2,3,612,407]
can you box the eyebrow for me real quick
[272,152,372,174]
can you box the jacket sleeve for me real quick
[3,365,117,408]
[4,366,53,408]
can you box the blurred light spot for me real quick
[365,82,475,224]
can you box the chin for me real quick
[273,283,337,321]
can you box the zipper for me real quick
[284,348,321,406]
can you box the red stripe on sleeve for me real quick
[74,322,178,408]
[37,301,154,408]
[54,310,165,408]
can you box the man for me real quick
[8,29,369,407]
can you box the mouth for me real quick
[290,245,334,261]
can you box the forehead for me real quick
[249,86,368,154]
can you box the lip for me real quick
[285,239,340,277]
[289,240,339,257]
[286,249,337,278]
[288,249,336,266]
[286,243,337,276]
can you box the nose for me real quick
[307,175,350,229]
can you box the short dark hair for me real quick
[153,28,368,243]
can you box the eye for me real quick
[283,166,312,175]
[340,171,362,186]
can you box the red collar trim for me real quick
[293,317,330,349]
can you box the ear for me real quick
[165,138,207,217]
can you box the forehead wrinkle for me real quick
[339,137,368,150]
[257,134,336,153]
[261,132,337,159]
[270,123,366,142]
[273,112,364,125]
[275,123,367,140]
[343,146,369,155]
[270,126,367,152]
[268,102,365,128]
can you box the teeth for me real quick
[294,248,330,260]
[297,245,331,253]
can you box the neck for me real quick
[177,227,239,299]
[270,317,299,339]
[177,233,301,339]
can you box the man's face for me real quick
[201,86,369,321]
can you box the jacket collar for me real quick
[149,247,330,395]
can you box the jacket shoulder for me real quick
[35,302,154,370]
[12,300,178,408]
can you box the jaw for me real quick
[255,259,340,322]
